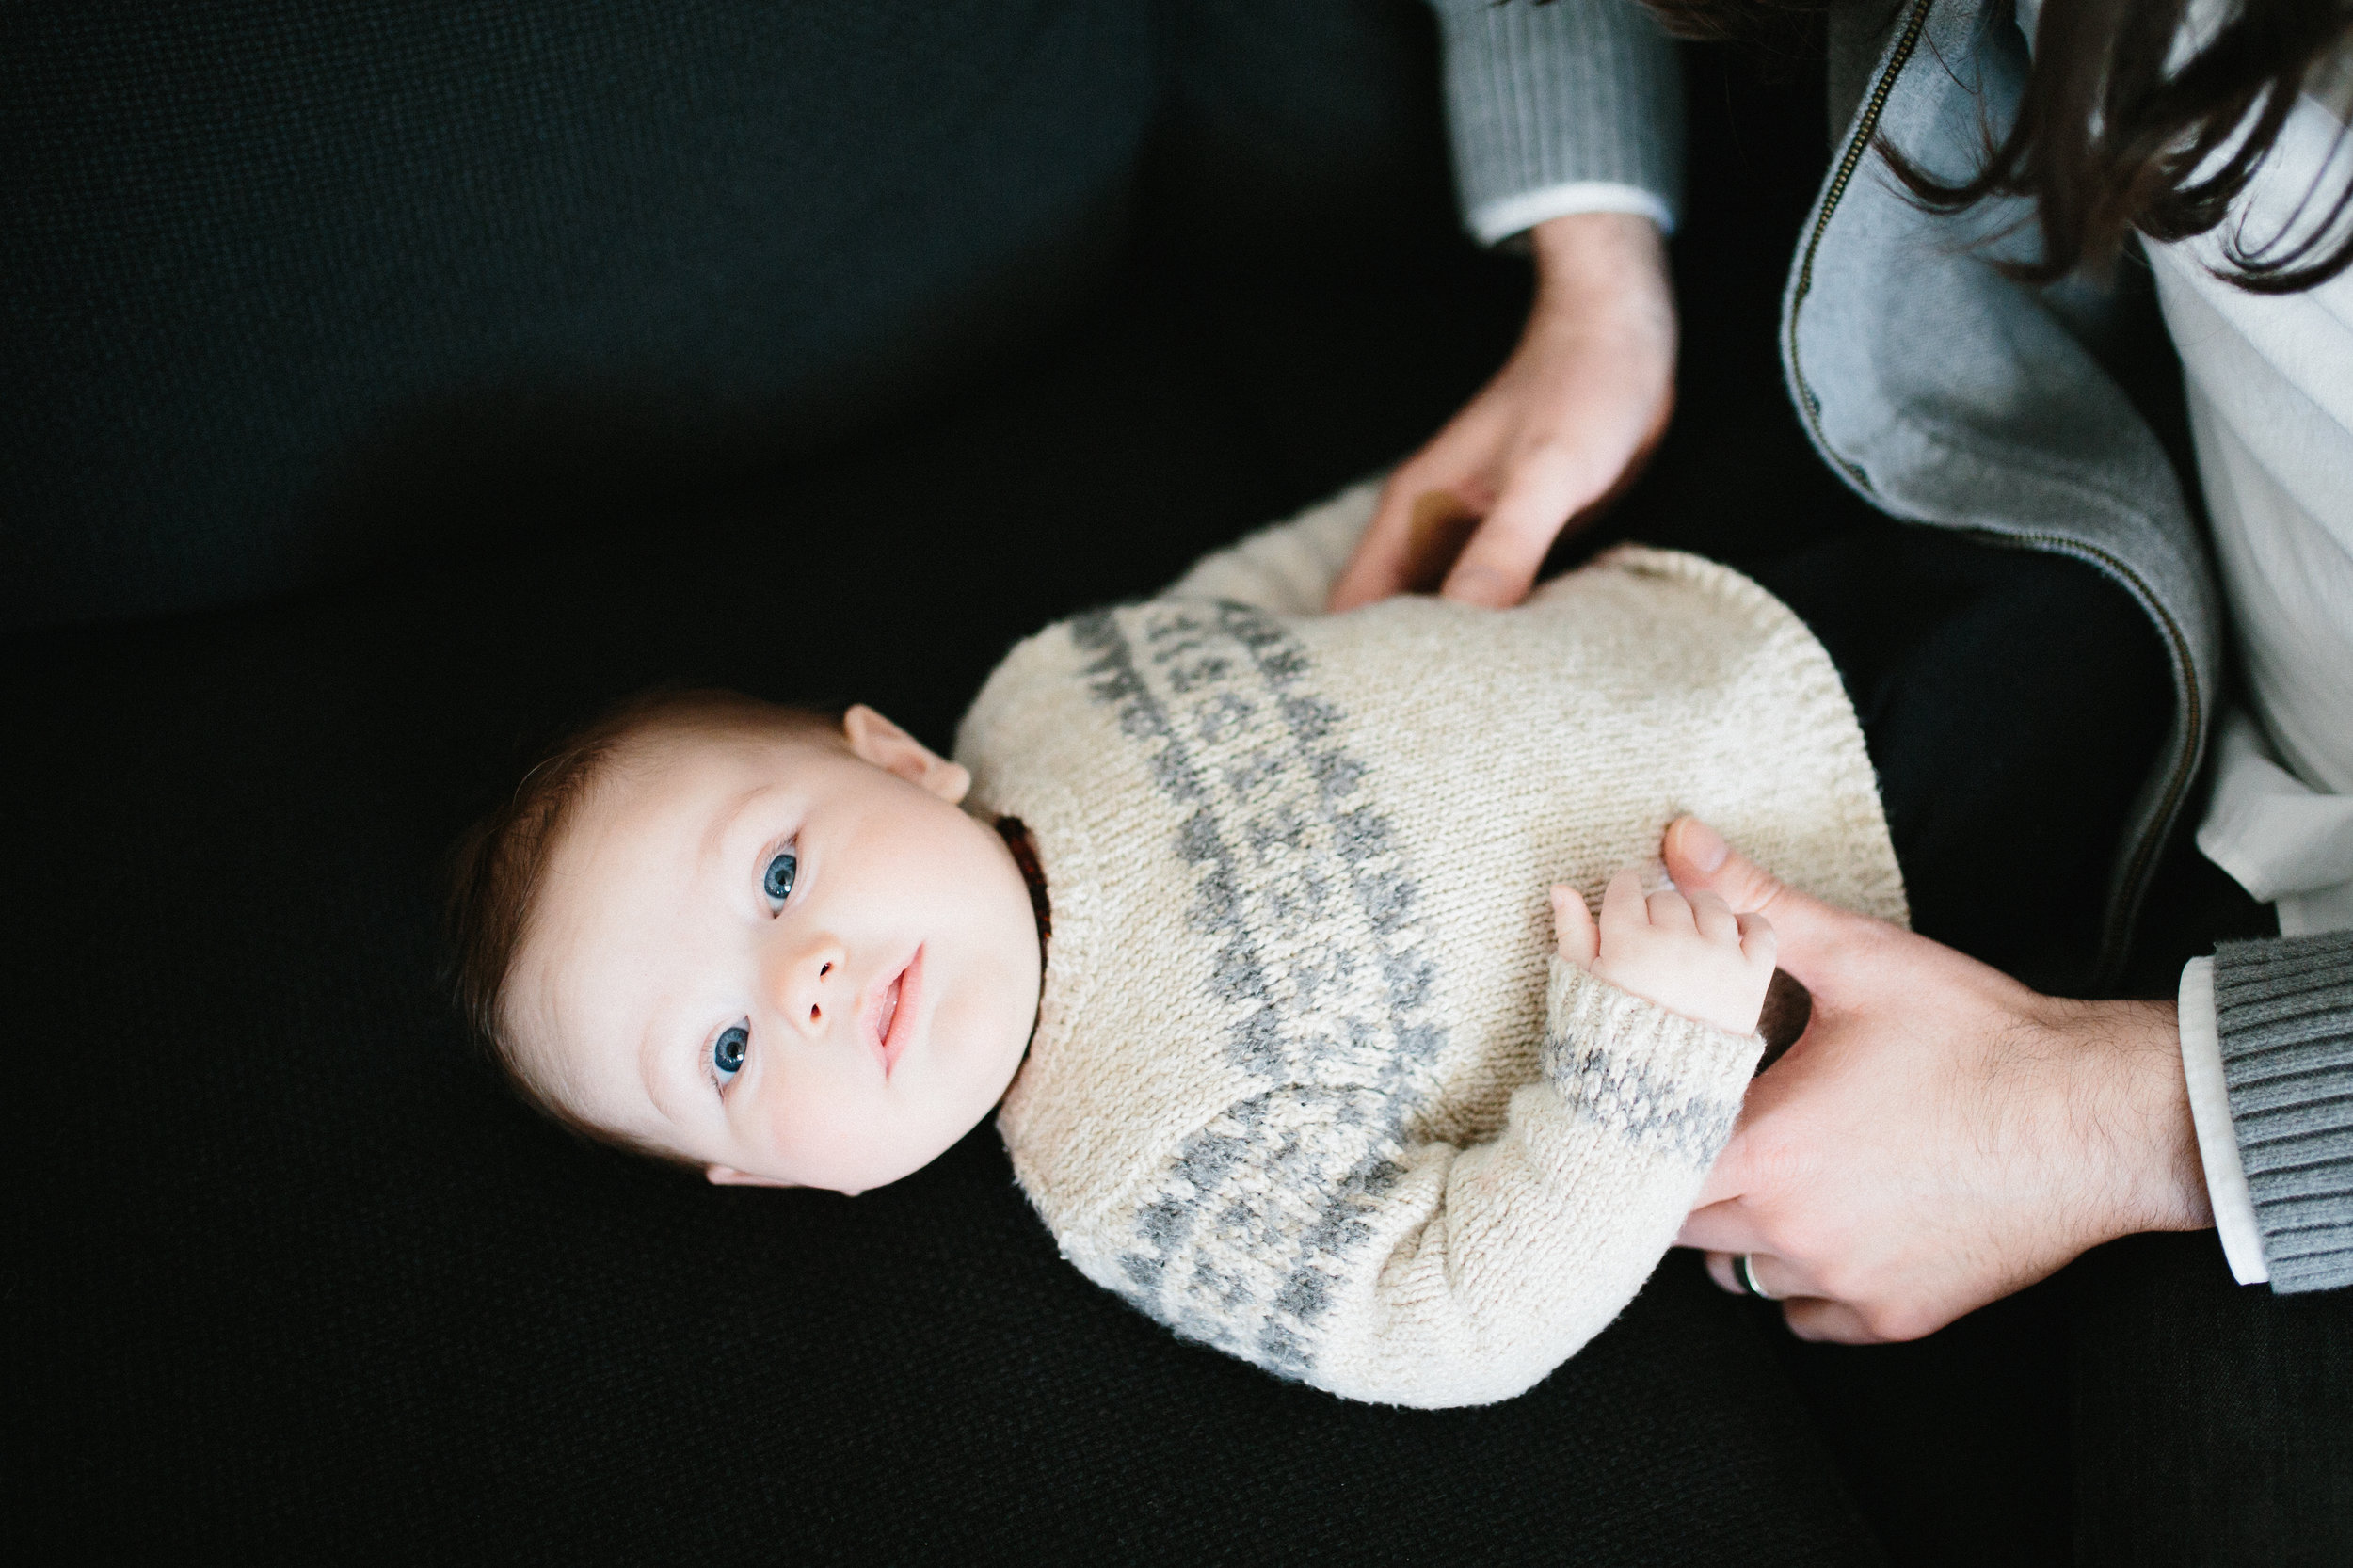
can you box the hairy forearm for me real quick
[2050,998,2213,1245]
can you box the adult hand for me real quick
[1663,818,2214,1343]
[1326,210,1676,612]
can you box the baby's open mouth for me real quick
[874,975,900,1056]
[872,947,922,1078]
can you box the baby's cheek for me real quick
[759,1070,866,1176]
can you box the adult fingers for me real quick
[1661,818,1801,920]
[1661,818,1862,991]
[1696,1272,1886,1343]
[1676,1198,1766,1254]
[1736,909,1777,968]
[1327,469,1434,612]
[1439,445,1594,608]
[1701,1250,1808,1304]
[1781,1298,1883,1345]
[1689,1117,1765,1208]
[1330,391,1513,610]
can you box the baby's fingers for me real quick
[1551,885,1599,968]
[1737,910,1778,968]
[1645,887,1697,933]
[1599,868,1647,935]
[1688,888,1740,945]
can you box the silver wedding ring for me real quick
[1736,1253,1784,1302]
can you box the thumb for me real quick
[1661,818,1861,993]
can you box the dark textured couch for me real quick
[8,5,1942,1561]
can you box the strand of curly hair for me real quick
[1624,0,2353,292]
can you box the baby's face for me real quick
[506,707,1043,1193]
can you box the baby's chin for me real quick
[788,1096,1013,1196]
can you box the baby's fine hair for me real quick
[444,687,836,1163]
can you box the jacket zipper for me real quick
[1783,0,2206,980]
[1785,0,1934,474]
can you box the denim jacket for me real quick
[1795,0,2222,970]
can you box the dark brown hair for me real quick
[444,687,837,1164]
[1634,0,2353,291]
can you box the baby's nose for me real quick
[773,936,849,1040]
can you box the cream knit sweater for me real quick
[954,482,1906,1408]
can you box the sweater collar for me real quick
[994,814,1051,949]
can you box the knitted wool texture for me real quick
[955,485,1907,1407]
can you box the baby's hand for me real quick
[1551,868,1776,1035]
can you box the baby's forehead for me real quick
[605,710,797,783]
[568,713,828,851]
[552,737,737,886]
[506,719,841,1111]
[504,742,752,1093]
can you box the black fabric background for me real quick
[4,6,1892,1560]
[3,2,2267,1562]
[0,1,1155,627]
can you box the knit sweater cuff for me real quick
[1540,958,1761,1169]
[2214,932,2353,1292]
[1427,0,1685,244]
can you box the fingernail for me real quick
[1676,819,1729,872]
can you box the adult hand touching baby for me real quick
[1327,211,1676,612]
[1662,818,2214,1343]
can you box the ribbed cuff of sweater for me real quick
[2214,933,2353,1292]
[1427,0,1685,244]
[1541,958,1762,1170]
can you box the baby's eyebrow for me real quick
[636,1003,686,1125]
[700,783,775,886]
[636,788,773,1130]
[633,929,715,1130]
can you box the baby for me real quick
[450,480,1906,1408]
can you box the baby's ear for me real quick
[840,704,971,805]
[705,1164,800,1189]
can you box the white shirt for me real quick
[2146,58,2353,1285]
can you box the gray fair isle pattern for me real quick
[966,500,1908,1405]
[1542,982,1745,1168]
[1068,600,1446,1378]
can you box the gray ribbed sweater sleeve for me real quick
[1426,0,1685,243]
[2215,933,2353,1292]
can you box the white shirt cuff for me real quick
[1467,181,1674,248]
[2179,955,2270,1285]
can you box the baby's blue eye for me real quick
[762,848,797,905]
[712,1024,747,1086]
